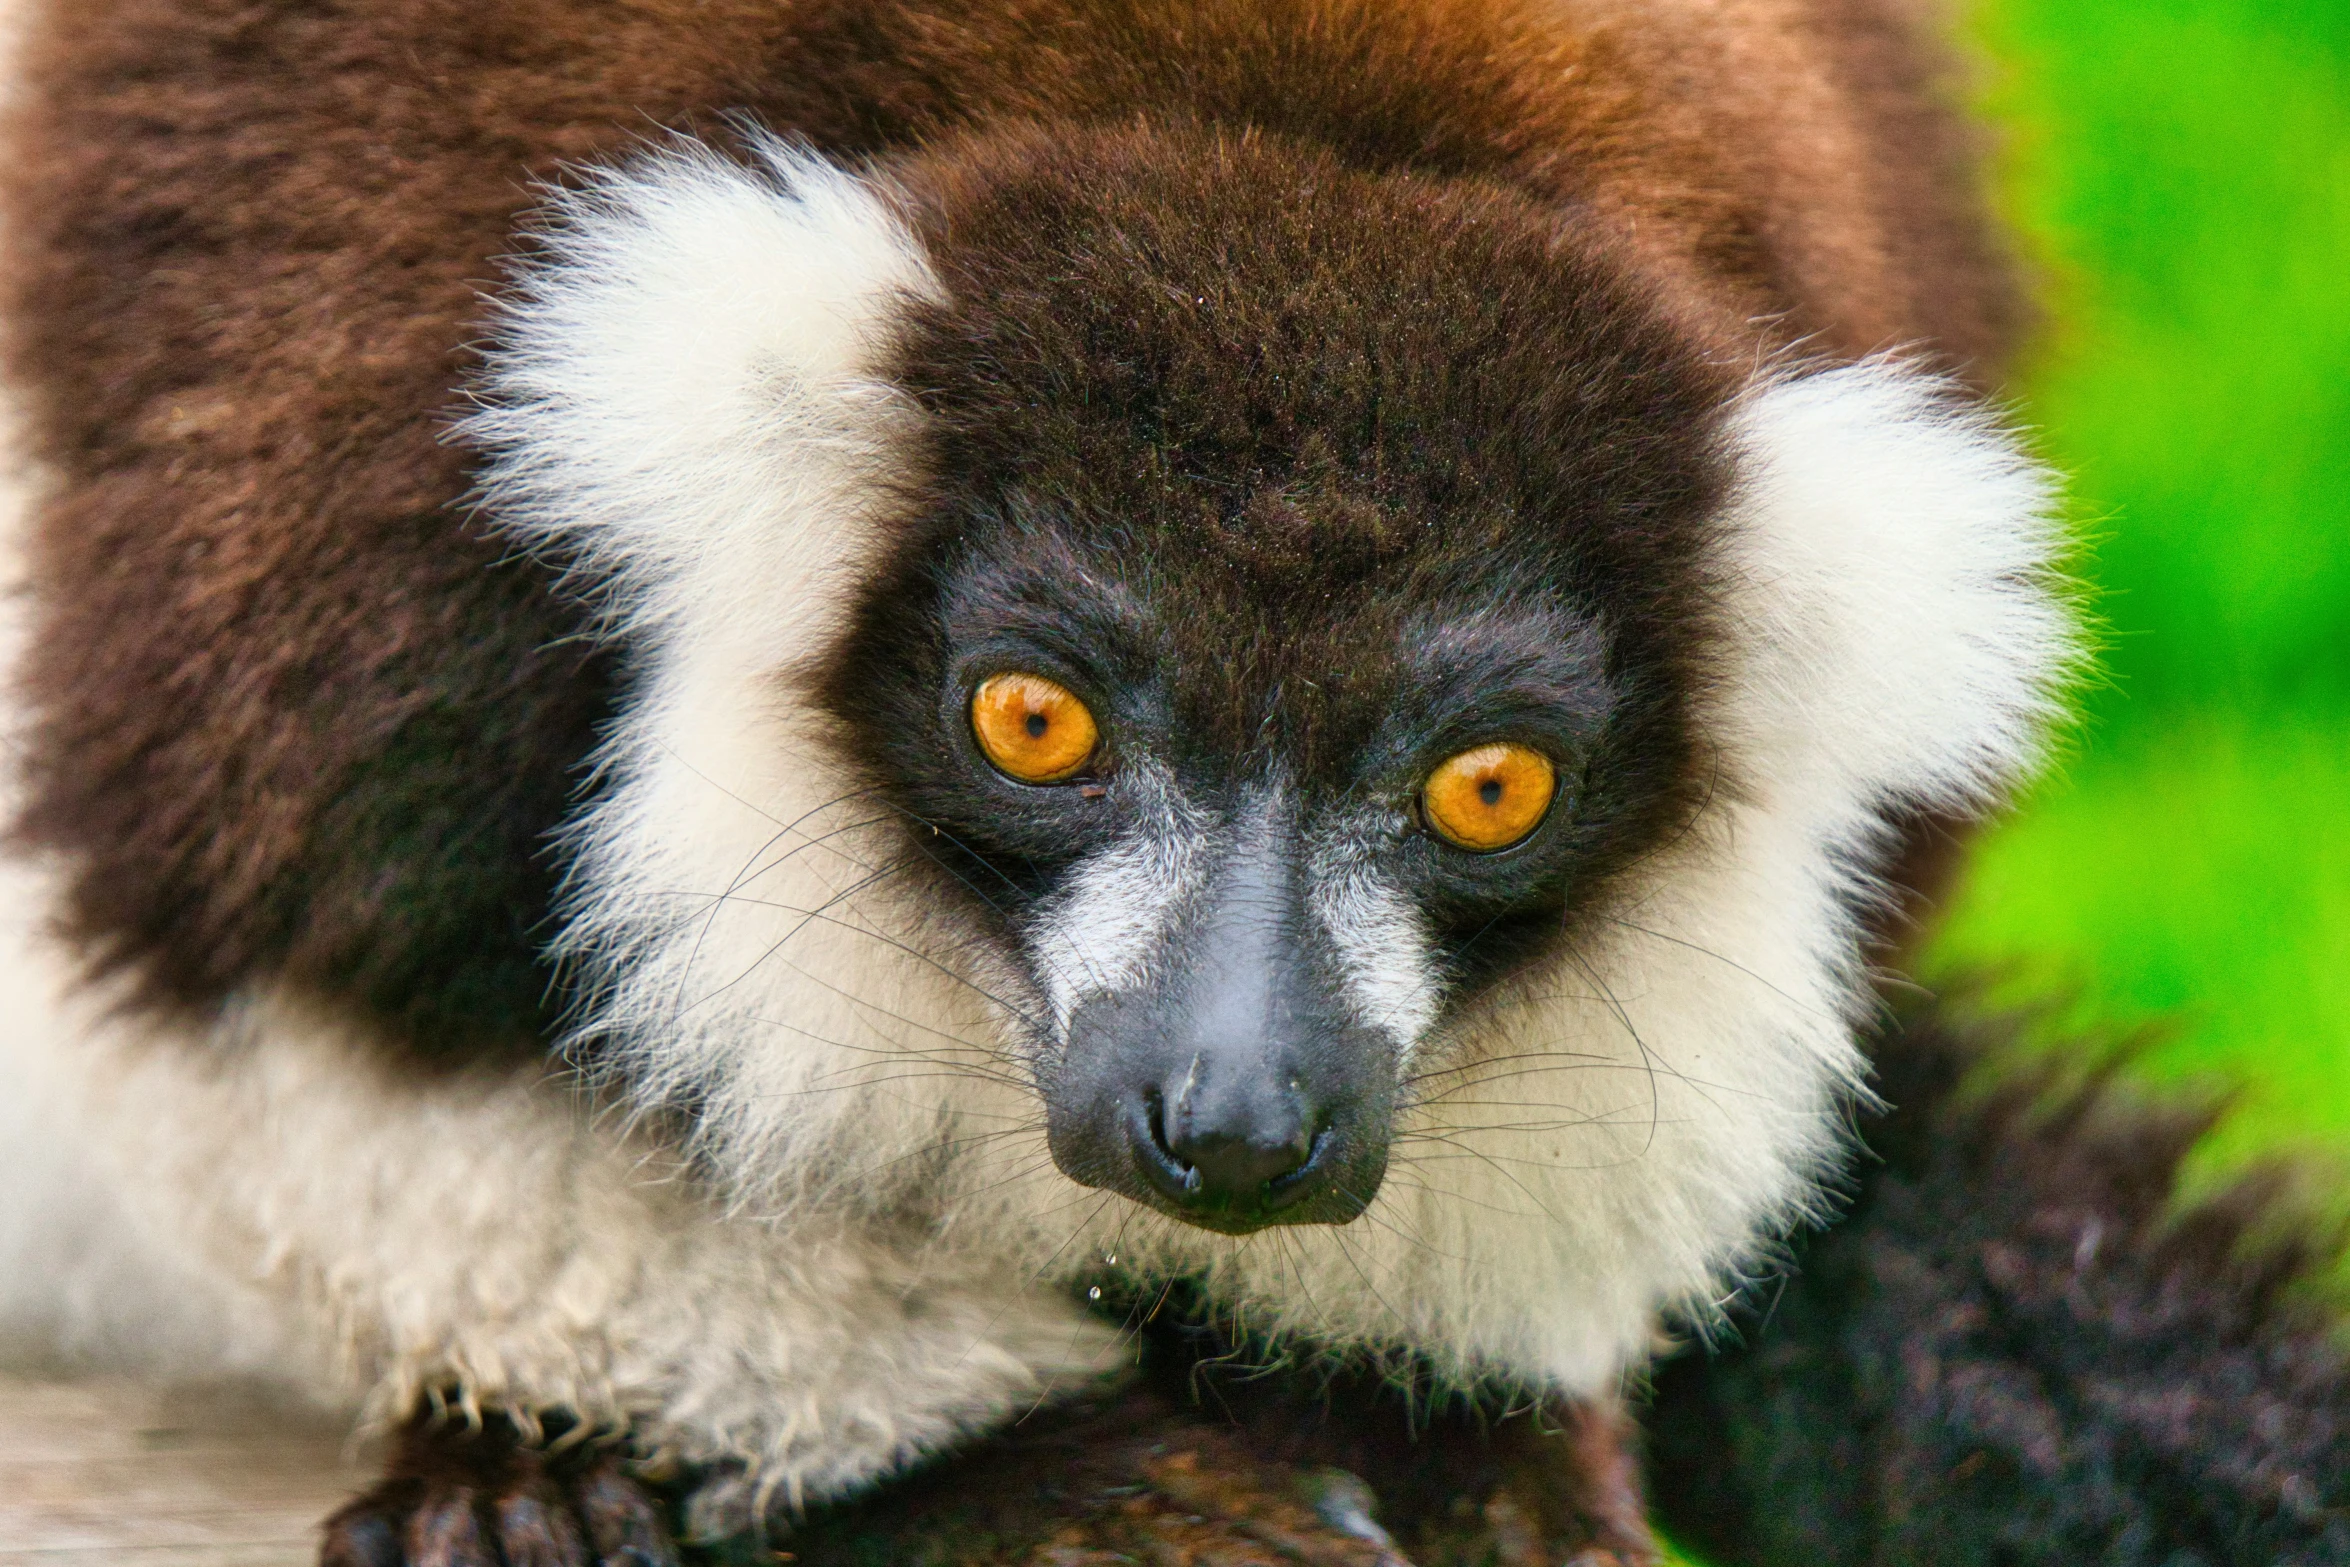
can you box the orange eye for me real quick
[971,673,1100,784]
[1421,743,1557,852]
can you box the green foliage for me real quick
[1659,5,2345,1552]
[1933,0,2350,1191]
[1941,715,2350,1174]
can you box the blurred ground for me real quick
[0,1375,368,1564]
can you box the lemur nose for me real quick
[1045,818,1395,1233]
[1135,1069,1326,1222]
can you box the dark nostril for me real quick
[1130,1084,1334,1221]
[1176,1135,1308,1201]
[1166,1121,1314,1204]
[1277,1125,1334,1194]
[1142,1089,1202,1193]
[1145,1087,1171,1157]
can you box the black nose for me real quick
[1042,812,1396,1234]
[1129,1069,1328,1227]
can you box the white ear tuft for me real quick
[453,134,972,1192]
[1719,359,2079,829]
[463,130,940,646]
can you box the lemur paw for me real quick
[1151,1355,1663,1567]
[771,1381,1659,1567]
[1454,1399,1661,1567]
[319,1414,678,1567]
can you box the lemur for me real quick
[0,0,2077,1561]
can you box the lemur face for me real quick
[475,123,2064,1340]
[838,530,1652,1235]
[819,129,1732,1233]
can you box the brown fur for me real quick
[1,0,2022,1055]
[781,1376,1662,1565]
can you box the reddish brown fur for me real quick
[0,0,2022,1054]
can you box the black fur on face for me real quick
[816,121,1738,1231]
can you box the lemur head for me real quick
[817,127,1731,1234]
[472,123,2068,1375]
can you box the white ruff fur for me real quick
[0,132,2075,1502]
[0,966,1122,1505]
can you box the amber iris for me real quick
[971,673,1100,783]
[1421,743,1557,852]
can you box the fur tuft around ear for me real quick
[460,133,985,1194]
[1718,359,2078,849]
[465,130,940,635]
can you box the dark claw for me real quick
[495,1476,592,1567]
[405,1490,494,1567]
[321,1495,410,1567]
[317,1414,678,1567]
[576,1458,684,1567]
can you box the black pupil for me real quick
[1479,778,1503,807]
[1025,712,1049,738]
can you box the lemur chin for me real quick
[0,0,2074,1560]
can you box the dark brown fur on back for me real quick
[0,0,2021,1055]
[1649,1009,2350,1565]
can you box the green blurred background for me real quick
[1930,0,2349,1205]
[1667,16,2347,1552]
